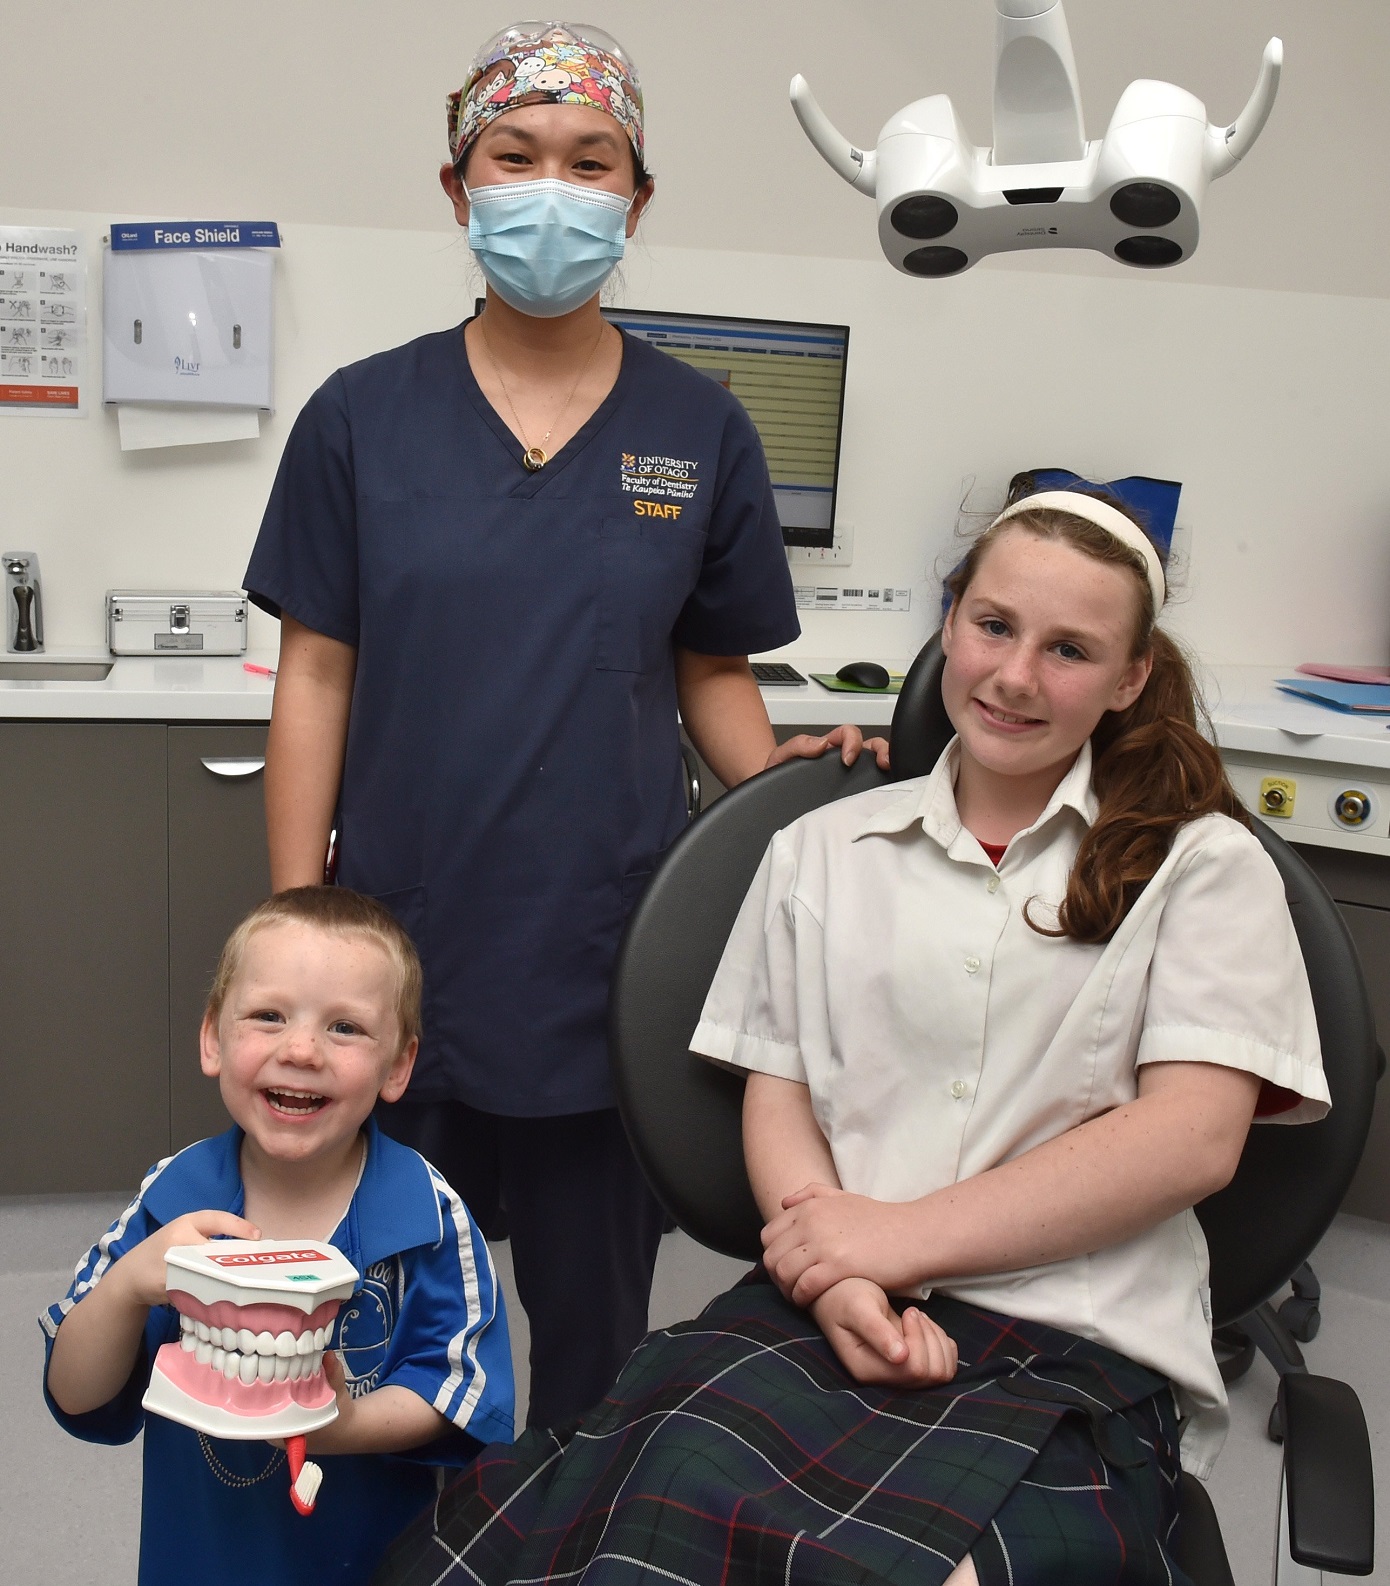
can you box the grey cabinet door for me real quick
[0,722,169,1192]
[167,726,271,1154]
[1332,901,1390,1223]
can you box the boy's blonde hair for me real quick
[207,887,423,1048]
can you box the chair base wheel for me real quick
[1277,1296,1322,1343]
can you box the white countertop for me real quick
[3,653,1388,771]
[1201,665,1390,771]
[0,648,277,720]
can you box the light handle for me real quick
[789,75,878,196]
[1208,37,1282,177]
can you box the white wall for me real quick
[4,201,1389,666]
[4,0,1390,669]
[8,0,1390,299]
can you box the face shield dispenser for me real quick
[103,230,275,409]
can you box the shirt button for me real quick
[964,955,981,973]
[950,1080,968,1100]
[986,875,1000,894]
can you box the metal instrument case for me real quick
[106,590,248,655]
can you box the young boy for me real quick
[40,887,514,1586]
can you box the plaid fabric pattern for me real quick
[375,1281,1189,1586]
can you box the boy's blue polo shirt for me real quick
[244,326,800,1116]
[40,1120,513,1586]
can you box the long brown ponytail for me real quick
[944,493,1248,944]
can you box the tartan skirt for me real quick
[375,1278,1191,1586]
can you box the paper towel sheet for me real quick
[117,404,260,451]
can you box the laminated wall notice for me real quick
[0,227,86,415]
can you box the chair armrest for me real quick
[1280,1373,1375,1575]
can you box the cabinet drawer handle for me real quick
[201,756,265,778]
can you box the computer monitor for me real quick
[603,308,849,549]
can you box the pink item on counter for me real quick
[1296,663,1390,685]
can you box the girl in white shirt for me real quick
[694,488,1328,1582]
[376,489,1328,1586]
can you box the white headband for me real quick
[991,490,1166,615]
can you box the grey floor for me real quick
[5,1198,1386,1585]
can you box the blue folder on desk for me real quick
[1276,678,1390,715]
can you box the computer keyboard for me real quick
[751,662,808,686]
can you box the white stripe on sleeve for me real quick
[427,1163,497,1428]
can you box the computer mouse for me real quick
[835,660,891,690]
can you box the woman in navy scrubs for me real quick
[244,21,885,1429]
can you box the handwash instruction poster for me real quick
[0,226,86,415]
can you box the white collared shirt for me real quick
[691,739,1329,1476]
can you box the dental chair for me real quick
[611,636,1377,1582]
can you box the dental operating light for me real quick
[790,0,1281,276]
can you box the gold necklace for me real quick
[477,320,606,471]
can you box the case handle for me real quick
[200,756,265,778]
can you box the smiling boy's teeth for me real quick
[268,1088,326,1113]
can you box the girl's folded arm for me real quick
[743,1070,840,1226]
[762,1058,1262,1306]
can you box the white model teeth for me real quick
[180,1314,328,1381]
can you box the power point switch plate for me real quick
[1259,776,1296,819]
[787,522,854,566]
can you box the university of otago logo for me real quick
[621,451,699,518]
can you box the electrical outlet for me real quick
[787,522,854,566]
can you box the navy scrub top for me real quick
[245,324,800,1116]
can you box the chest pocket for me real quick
[596,515,707,673]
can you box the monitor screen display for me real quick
[603,308,849,549]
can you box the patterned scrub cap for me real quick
[448,20,644,167]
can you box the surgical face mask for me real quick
[465,177,632,318]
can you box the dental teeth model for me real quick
[143,1240,360,1515]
